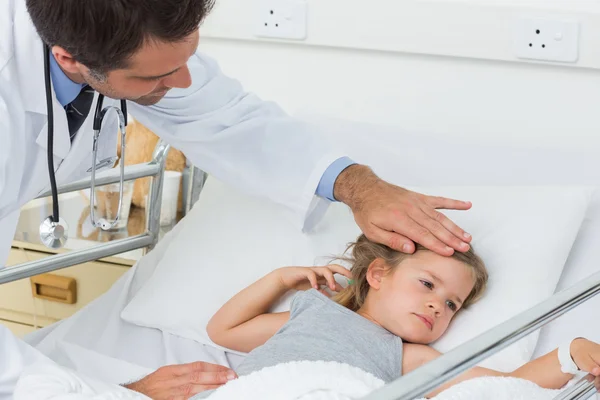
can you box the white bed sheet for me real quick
[22,188,600,392]
[23,221,245,386]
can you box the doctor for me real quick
[0,0,473,398]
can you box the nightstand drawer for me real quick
[0,320,36,338]
[0,248,129,326]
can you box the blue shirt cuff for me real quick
[315,157,357,201]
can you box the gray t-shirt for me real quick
[193,289,403,399]
[237,289,403,382]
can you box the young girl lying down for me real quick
[207,234,600,397]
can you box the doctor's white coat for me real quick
[0,0,342,396]
[0,0,342,269]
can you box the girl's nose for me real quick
[428,301,443,316]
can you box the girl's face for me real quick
[359,251,475,344]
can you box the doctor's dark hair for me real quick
[331,234,488,312]
[26,0,213,76]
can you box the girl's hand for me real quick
[571,338,600,376]
[276,265,352,293]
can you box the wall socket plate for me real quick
[513,17,579,63]
[254,0,307,40]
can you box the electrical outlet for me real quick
[513,17,579,63]
[254,0,307,40]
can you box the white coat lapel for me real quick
[34,93,71,160]
[14,0,71,160]
[53,92,98,184]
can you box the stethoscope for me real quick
[39,44,128,249]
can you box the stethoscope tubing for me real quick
[41,44,128,248]
[43,45,60,224]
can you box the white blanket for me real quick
[204,360,566,400]
[15,359,568,400]
[205,361,383,400]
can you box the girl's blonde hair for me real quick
[332,234,488,312]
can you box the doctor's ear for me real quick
[51,46,82,76]
[365,258,391,290]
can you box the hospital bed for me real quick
[1,132,599,400]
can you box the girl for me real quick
[207,234,600,397]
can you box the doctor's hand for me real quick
[123,361,237,399]
[334,165,472,256]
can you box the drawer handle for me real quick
[30,274,77,304]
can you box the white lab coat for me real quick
[0,0,341,395]
[0,0,342,266]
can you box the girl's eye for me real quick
[420,280,433,289]
[446,300,457,312]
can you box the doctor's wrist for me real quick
[333,164,381,210]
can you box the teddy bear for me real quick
[117,118,187,211]
[77,118,187,241]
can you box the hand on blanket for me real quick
[333,165,472,256]
[277,265,352,294]
[124,361,237,399]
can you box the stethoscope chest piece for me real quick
[39,216,69,249]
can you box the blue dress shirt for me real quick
[49,58,355,201]
[315,156,356,201]
[49,53,85,107]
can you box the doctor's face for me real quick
[83,30,200,106]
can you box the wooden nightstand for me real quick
[0,191,172,337]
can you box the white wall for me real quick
[198,0,600,151]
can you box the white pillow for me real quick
[122,177,593,372]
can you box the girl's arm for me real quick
[207,270,290,353]
[403,338,600,398]
[402,344,504,398]
[207,265,351,353]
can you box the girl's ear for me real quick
[366,258,389,290]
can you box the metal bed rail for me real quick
[362,270,600,400]
[555,374,597,400]
[0,141,171,285]
[35,162,162,199]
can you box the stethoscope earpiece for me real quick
[39,216,69,249]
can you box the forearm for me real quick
[510,349,572,390]
[333,164,381,209]
[430,351,572,397]
[207,271,287,336]
[406,346,571,398]
[426,365,505,397]
[431,352,571,394]
[404,344,509,398]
